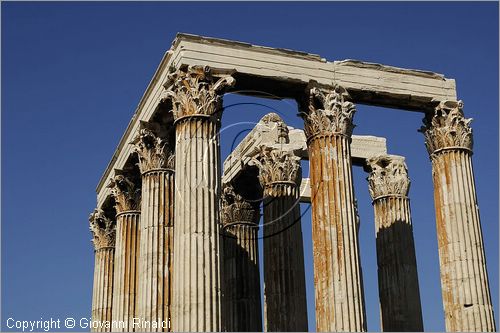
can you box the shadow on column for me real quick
[376,219,424,332]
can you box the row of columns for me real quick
[223,113,422,331]
[90,65,495,332]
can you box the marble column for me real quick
[253,146,308,332]
[420,100,495,331]
[365,155,424,332]
[220,184,262,332]
[108,174,141,332]
[301,84,366,332]
[132,122,175,332]
[90,209,116,332]
[164,65,235,331]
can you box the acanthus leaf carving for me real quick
[89,208,116,250]
[131,122,175,173]
[366,155,410,200]
[107,173,141,213]
[221,185,258,226]
[419,100,473,155]
[252,146,301,196]
[301,84,356,139]
[163,65,235,120]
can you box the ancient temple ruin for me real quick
[89,34,496,332]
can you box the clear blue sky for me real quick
[2,2,498,332]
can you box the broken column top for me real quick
[222,112,387,186]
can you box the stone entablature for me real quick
[96,33,455,209]
[222,112,388,203]
[222,113,387,187]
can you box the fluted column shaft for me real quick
[252,143,308,332]
[92,248,115,331]
[431,150,495,331]
[132,122,175,332]
[165,65,234,332]
[223,224,262,331]
[263,183,308,332]
[221,188,262,332]
[136,170,174,331]
[172,116,222,331]
[421,101,495,331]
[221,186,262,331]
[309,135,366,331]
[90,209,116,332]
[373,197,423,331]
[302,85,366,331]
[112,211,141,332]
[366,154,423,332]
[108,174,141,332]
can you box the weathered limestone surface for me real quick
[302,85,366,332]
[365,155,424,332]
[221,108,387,190]
[223,128,386,185]
[253,145,308,332]
[221,185,262,332]
[90,209,116,333]
[97,33,455,209]
[166,66,234,331]
[132,123,175,332]
[91,35,498,333]
[171,34,456,107]
[108,174,141,332]
[420,101,496,331]
[222,115,304,185]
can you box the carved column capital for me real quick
[131,122,175,174]
[221,185,258,226]
[301,84,356,140]
[162,65,235,121]
[107,174,141,213]
[366,155,410,200]
[252,147,301,196]
[419,100,473,155]
[89,208,116,250]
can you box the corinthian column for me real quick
[301,84,366,332]
[221,185,262,332]
[90,209,116,332]
[108,174,141,332]
[132,122,175,332]
[253,146,308,332]
[164,65,235,331]
[420,100,495,331]
[365,155,423,332]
